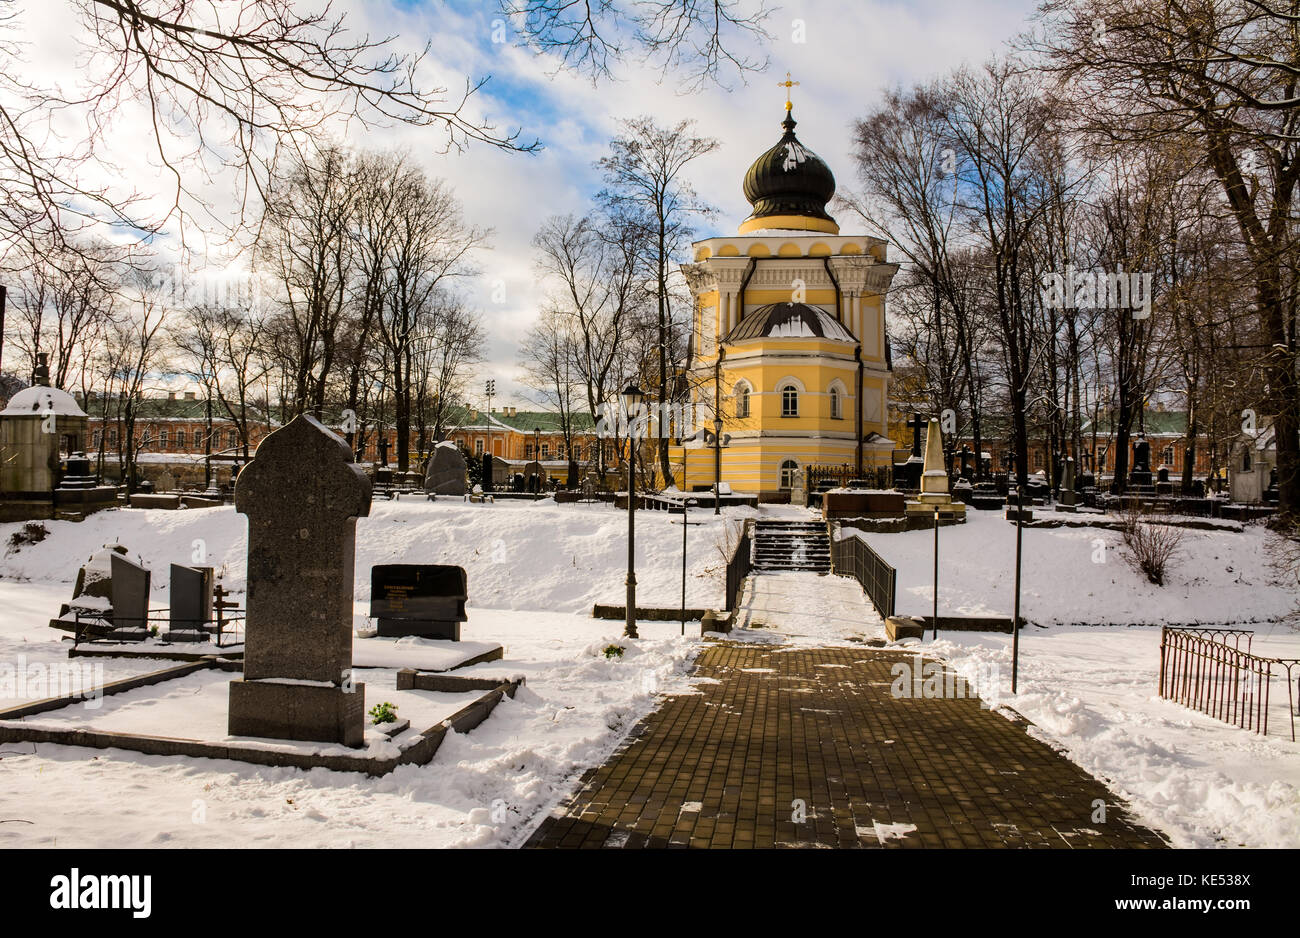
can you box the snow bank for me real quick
[0,499,755,613]
[845,508,1296,625]
[915,625,1300,848]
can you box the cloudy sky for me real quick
[10,0,1042,406]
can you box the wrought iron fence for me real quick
[805,464,892,492]
[1158,626,1300,740]
[724,519,753,612]
[830,530,896,619]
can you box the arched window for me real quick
[829,386,842,419]
[781,384,799,417]
[735,384,750,419]
[779,459,799,489]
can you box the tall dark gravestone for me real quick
[1131,436,1153,487]
[228,414,372,747]
[169,563,213,641]
[109,553,151,639]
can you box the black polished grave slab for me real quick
[371,564,468,640]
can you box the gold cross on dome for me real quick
[778,71,799,110]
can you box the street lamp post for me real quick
[932,505,940,640]
[1011,483,1024,693]
[533,427,540,498]
[623,385,645,639]
[680,497,698,635]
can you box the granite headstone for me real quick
[424,442,468,496]
[227,414,371,747]
[370,565,468,640]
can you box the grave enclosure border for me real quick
[0,658,524,777]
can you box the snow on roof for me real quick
[1,385,86,418]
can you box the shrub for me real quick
[1121,507,1184,586]
[6,521,48,552]
[368,701,398,725]
[602,644,625,659]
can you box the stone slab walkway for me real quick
[525,644,1168,848]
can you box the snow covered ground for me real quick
[842,509,1300,847]
[0,499,746,848]
[0,497,749,614]
[914,624,1300,848]
[844,507,1297,625]
[0,589,711,848]
[0,500,1296,848]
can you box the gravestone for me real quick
[567,459,579,490]
[1155,465,1173,496]
[481,452,494,492]
[901,413,926,489]
[1131,436,1153,487]
[957,444,974,481]
[424,441,467,496]
[1057,458,1077,512]
[790,467,807,506]
[373,466,395,500]
[48,544,129,636]
[370,565,468,640]
[523,460,543,494]
[58,453,98,490]
[109,553,151,640]
[228,414,371,748]
[169,563,214,641]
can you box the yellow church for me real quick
[671,92,899,496]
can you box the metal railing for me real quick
[1158,626,1300,740]
[805,464,892,491]
[724,519,753,612]
[831,530,896,619]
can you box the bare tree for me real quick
[6,237,120,388]
[1031,0,1300,514]
[0,0,535,257]
[501,0,774,89]
[597,117,717,482]
[98,268,169,489]
[258,143,357,418]
[378,171,487,470]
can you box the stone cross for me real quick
[907,413,927,457]
[228,414,372,747]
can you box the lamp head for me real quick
[621,385,645,411]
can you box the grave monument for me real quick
[905,417,965,520]
[424,441,468,496]
[228,414,372,747]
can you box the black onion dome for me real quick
[741,110,837,227]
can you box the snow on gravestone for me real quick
[227,414,372,747]
[424,441,467,496]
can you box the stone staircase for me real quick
[751,520,832,573]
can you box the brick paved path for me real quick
[526,644,1168,848]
